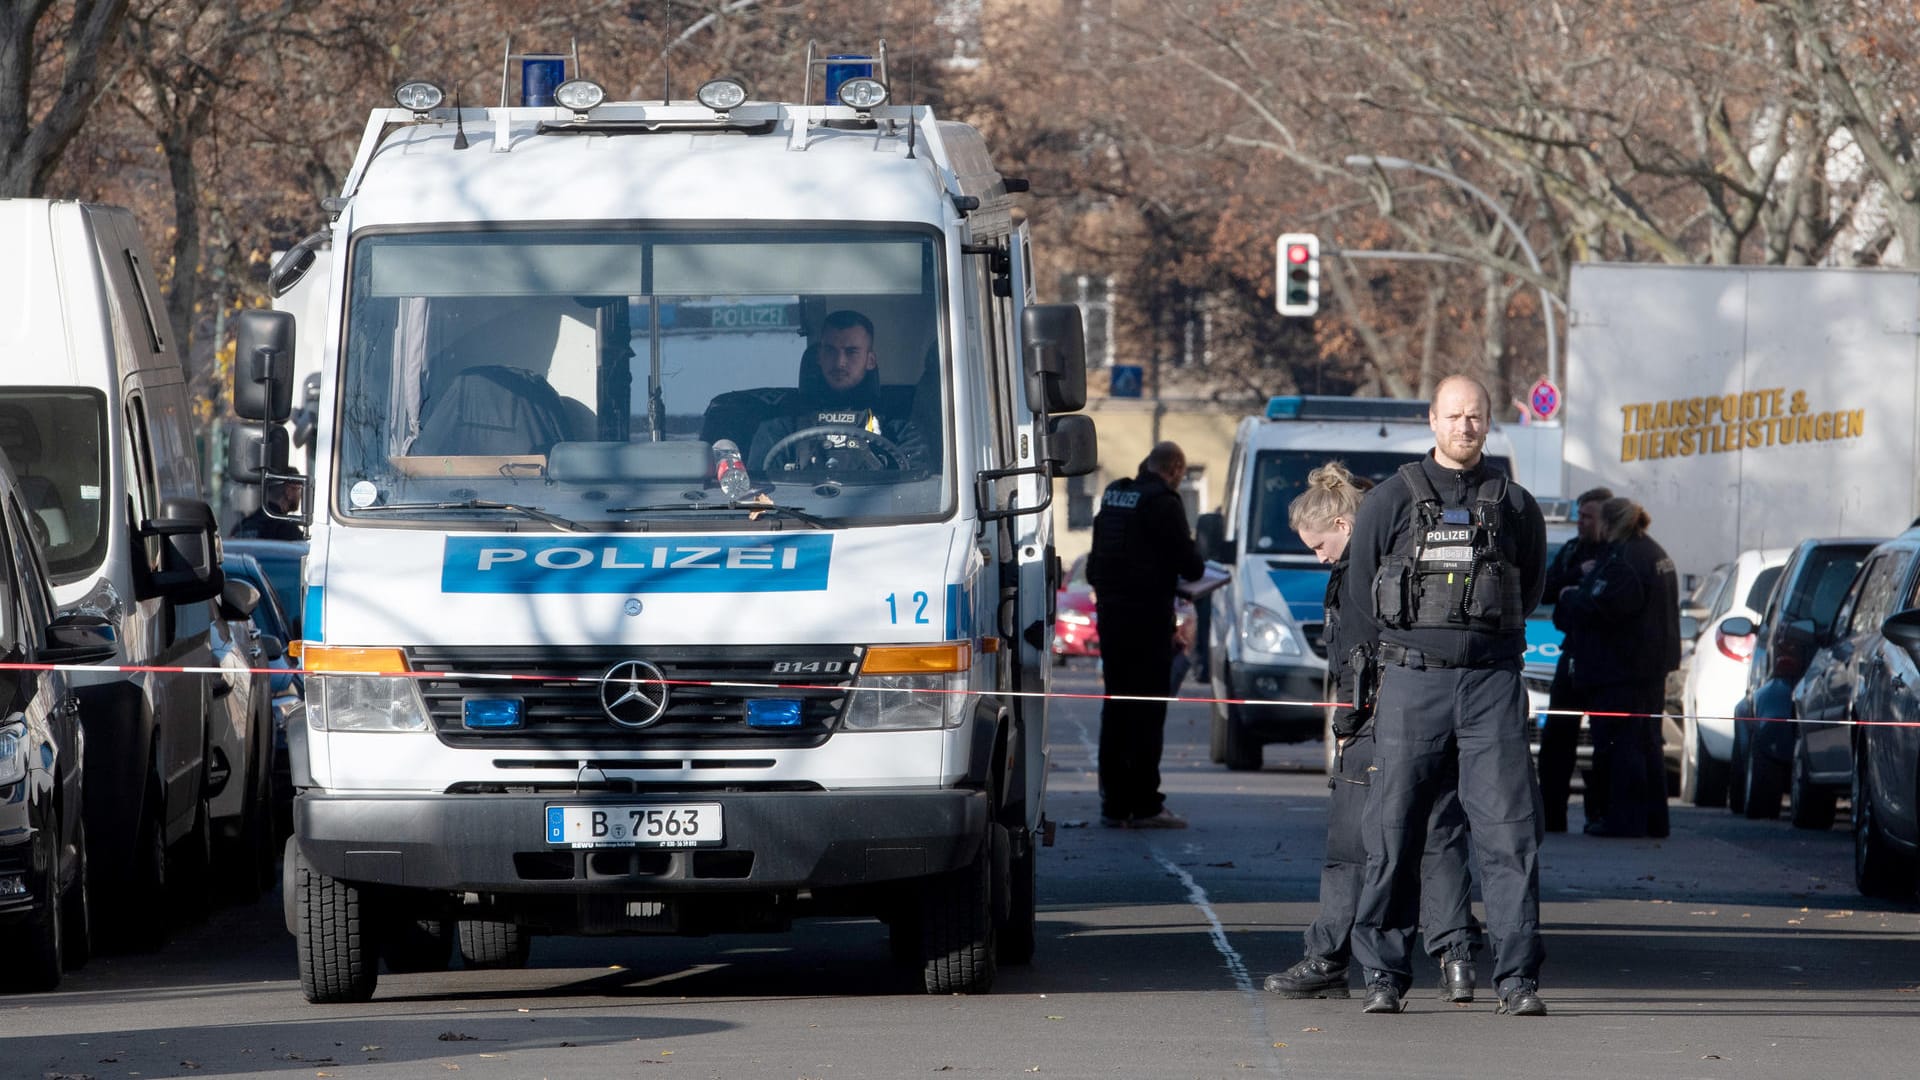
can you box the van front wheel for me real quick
[295,845,377,1003]
[918,843,997,994]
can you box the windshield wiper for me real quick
[353,499,591,533]
[606,499,830,529]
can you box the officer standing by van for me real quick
[1347,375,1549,1017]
[1088,441,1205,828]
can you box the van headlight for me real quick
[0,723,25,786]
[842,672,967,731]
[304,647,430,732]
[1239,603,1303,658]
[843,643,971,731]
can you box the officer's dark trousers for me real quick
[1588,681,1671,838]
[1539,665,1589,832]
[1355,662,1545,994]
[1303,730,1481,966]
[1097,610,1174,821]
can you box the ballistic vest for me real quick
[1373,460,1526,633]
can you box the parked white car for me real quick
[1675,547,1790,806]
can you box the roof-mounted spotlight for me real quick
[553,78,606,117]
[697,77,750,113]
[394,80,445,116]
[835,77,888,111]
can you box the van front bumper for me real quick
[295,787,987,893]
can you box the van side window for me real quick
[124,395,161,568]
[124,250,168,353]
[1846,554,1907,638]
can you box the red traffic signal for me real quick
[1276,233,1320,317]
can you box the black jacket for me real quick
[1346,451,1547,668]
[747,369,927,472]
[1552,532,1683,687]
[1322,551,1364,702]
[1086,469,1204,625]
[1543,536,1607,599]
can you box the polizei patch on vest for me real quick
[440,535,834,593]
[1104,490,1142,508]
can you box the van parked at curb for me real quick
[0,198,266,942]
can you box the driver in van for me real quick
[747,309,926,473]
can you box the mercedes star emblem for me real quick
[599,659,670,728]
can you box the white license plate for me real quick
[545,803,723,849]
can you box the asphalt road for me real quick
[9,665,1920,1080]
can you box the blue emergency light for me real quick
[746,698,805,729]
[522,55,566,107]
[464,698,524,729]
[1266,396,1303,419]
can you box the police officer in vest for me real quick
[1087,441,1206,828]
[1348,375,1550,1016]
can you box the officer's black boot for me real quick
[1263,956,1350,998]
[1496,979,1548,1017]
[1361,973,1406,1014]
[1439,952,1476,1003]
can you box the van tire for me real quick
[1215,708,1262,772]
[458,920,531,970]
[918,844,997,994]
[295,843,377,1003]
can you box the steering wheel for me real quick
[757,423,906,472]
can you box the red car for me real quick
[1053,555,1100,662]
[1052,555,1196,667]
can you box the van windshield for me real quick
[1247,450,1429,555]
[0,390,109,583]
[1246,449,1515,556]
[336,227,950,529]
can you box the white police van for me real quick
[1198,396,1520,770]
[230,48,1095,1002]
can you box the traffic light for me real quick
[1276,233,1320,317]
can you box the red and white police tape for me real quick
[2,657,1915,729]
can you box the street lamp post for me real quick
[1344,154,1559,390]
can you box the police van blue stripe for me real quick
[303,584,324,642]
[441,535,833,594]
[1266,567,1331,623]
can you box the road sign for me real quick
[1110,364,1144,399]
[1529,377,1562,421]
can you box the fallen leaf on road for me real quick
[1786,919,1804,925]
[360,1046,381,1053]
[1272,1042,1288,1048]
[1302,1027,1321,1032]
[1207,861,1236,868]
[1688,910,1718,916]
[1046,1015,1064,1020]
[436,1033,478,1042]
[1825,910,1854,919]
[1702,1054,1722,1060]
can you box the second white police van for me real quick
[1199,396,1528,770]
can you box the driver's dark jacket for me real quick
[747,372,926,472]
[1346,452,1548,668]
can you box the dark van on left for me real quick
[0,453,119,992]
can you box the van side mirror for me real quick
[228,423,290,484]
[1021,304,1087,414]
[141,496,222,603]
[1196,512,1227,561]
[43,613,117,665]
[1882,608,1920,654]
[1044,414,1097,477]
[268,230,328,298]
[233,309,296,422]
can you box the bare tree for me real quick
[0,0,132,194]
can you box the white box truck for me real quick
[1563,262,1920,585]
[231,53,1096,1003]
